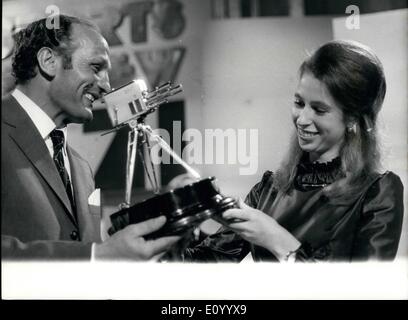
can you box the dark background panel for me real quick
[304,0,408,15]
[95,129,145,190]
[158,100,186,186]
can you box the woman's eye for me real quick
[315,109,327,115]
[312,106,328,115]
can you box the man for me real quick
[1,15,179,260]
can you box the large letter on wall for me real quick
[123,1,154,43]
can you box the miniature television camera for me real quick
[103,79,182,127]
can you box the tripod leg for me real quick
[138,144,159,194]
[143,131,160,194]
[124,128,138,207]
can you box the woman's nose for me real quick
[296,106,313,126]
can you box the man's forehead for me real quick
[71,24,109,51]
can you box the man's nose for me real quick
[97,71,111,94]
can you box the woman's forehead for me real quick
[297,73,330,99]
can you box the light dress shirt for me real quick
[11,88,73,186]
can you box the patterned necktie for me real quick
[49,129,77,221]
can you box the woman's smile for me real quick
[297,127,319,139]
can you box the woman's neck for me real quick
[308,151,340,164]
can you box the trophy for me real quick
[100,80,238,245]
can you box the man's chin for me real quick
[84,108,94,122]
[65,110,93,125]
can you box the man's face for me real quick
[49,24,111,125]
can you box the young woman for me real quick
[183,40,404,262]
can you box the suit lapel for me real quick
[3,96,77,227]
[68,147,97,241]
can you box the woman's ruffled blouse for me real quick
[294,156,343,191]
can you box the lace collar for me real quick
[294,155,344,192]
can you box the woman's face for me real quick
[292,72,347,163]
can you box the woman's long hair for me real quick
[273,40,386,204]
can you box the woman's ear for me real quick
[36,47,58,79]
[346,120,356,127]
[346,120,357,134]
[345,115,358,129]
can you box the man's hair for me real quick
[12,14,99,84]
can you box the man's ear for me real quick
[37,47,58,79]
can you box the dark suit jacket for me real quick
[1,95,101,260]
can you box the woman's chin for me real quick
[297,137,314,151]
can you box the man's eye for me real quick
[91,64,101,72]
[294,99,304,107]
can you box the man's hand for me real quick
[93,216,180,261]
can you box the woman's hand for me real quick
[222,199,301,261]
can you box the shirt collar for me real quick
[11,88,68,146]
